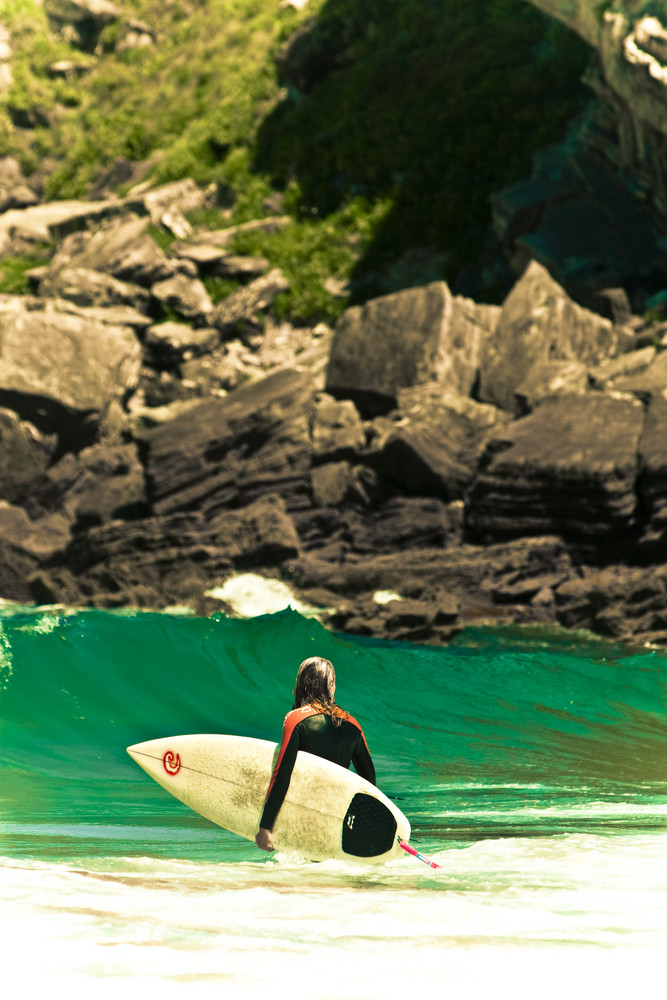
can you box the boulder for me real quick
[0,302,142,438]
[209,269,290,336]
[465,393,644,549]
[638,391,667,558]
[142,368,318,517]
[367,405,482,502]
[45,0,122,52]
[478,261,635,413]
[47,215,174,286]
[38,266,152,311]
[0,156,38,212]
[310,394,366,461]
[144,322,220,370]
[555,564,667,645]
[151,274,213,323]
[326,282,499,415]
[0,503,70,602]
[0,408,58,503]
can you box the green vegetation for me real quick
[0,0,591,321]
[0,245,52,294]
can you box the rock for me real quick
[171,243,270,281]
[35,494,300,608]
[310,461,354,507]
[0,503,70,602]
[142,368,318,517]
[151,274,213,323]
[0,301,142,441]
[587,346,657,390]
[45,0,122,52]
[514,359,589,413]
[0,197,132,251]
[47,214,174,286]
[608,348,667,399]
[27,442,147,525]
[0,409,58,503]
[327,282,500,415]
[144,322,220,369]
[51,298,153,333]
[141,179,212,230]
[466,393,644,549]
[115,19,157,53]
[367,389,486,500]
[555,564,667,645]
[39,266,152,311]
[638,391,667,558]
[478,261,635,413]
[0,156,39,212]
[310,395,366,461]
[187,216,292,248]
[209,269,290,336]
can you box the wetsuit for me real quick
[260,705,376,831]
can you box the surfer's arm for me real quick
[352,729,376,785]
[258,721,301,833]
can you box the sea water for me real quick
[1,601,665,998]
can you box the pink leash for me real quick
[397,836,441,869]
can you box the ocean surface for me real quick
[1,590,666,998]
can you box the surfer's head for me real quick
[293,656,340,716]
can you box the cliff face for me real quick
[492,1,667,310]
[528,1,667,208]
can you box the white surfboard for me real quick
[127,734,410,863]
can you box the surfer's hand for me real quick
[255,827,274,852]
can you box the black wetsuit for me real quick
[260,705,376,831]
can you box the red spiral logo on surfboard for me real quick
[163,750,181,775]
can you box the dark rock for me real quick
[555,565,667,645]
[48,215,174,286]
[45,0,122,53]
[367,402,483,501]
[0,408,58,503]
[638,392,667,559]
[142,368,317,517]
[36,494,300,608]
[466,393,644,550]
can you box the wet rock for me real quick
[33,493,300,608]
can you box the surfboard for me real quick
[126,734,410,863]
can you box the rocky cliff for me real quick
[499,1,667,309]
[1,163,667,647]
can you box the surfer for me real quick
[255,656,376,851]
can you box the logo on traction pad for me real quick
[163,750,181,775]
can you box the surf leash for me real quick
[397,836,441,869]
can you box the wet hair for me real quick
[293,656,347,725]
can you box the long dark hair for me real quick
[293,656,347,726]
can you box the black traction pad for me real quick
[341,792,397,857]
